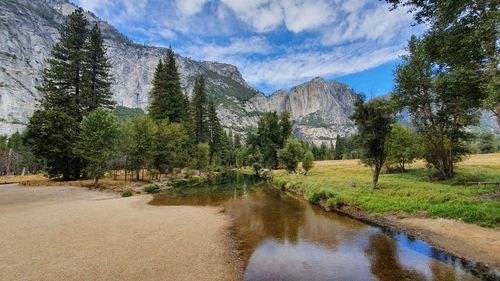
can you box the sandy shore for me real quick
[0,184,241,281]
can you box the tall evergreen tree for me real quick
[207,99,225,164]
[27,9,90,179]
[164,48,188,122]
[26,9,115,179]
[38,8,89,117]
[149,59,168,120]
[148,48,188,123]
[191,75,208,143]
[81,24,114,113]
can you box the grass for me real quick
[273,153,500,228]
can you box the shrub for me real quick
[302,151,315,175]
[144,184,160,193]
[121,190,133,197]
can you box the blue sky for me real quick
[73,0,423,95]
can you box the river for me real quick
[150,174,487,281]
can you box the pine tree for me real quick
[82,24,114,113]
[208,99,225,164]
[38,8,89,118]
[148,47,188,123]
[164,48,188,122]
[149,59,168,120]
[26,9,115,180]
[191,75,208,143]
[27,9,90,179]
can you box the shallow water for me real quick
[150,174,489,281]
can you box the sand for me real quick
[0,184,240,281]
[395,217,500,268]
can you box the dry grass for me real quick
[0,173,148,191]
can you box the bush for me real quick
[121,190,133,197]
[144,184,160,193]
[302,151,315,175]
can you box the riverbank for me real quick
[273,153,500,270]
[0,184,241,281]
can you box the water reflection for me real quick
[150,175,482,281]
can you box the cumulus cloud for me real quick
[186,37,272,61]
[175,0,209,16]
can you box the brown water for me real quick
[150,175,494,281]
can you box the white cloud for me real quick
[185,37,272,61]
[282,0,334,33]
[239,43,405,90]
[220,0,284,32]
[175,0,209,16]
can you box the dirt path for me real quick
[0,184,241,281]
[392,217,500,269]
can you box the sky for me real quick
[72,0,423,95]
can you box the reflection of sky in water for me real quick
[152,178,484,281]
[245,237,377,281]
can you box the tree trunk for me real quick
[370,164,381,192]
[94,177,99,188]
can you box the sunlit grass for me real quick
[274,153,500,227]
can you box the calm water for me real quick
[150,174,494,281]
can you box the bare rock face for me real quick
[246,77,357,142]
[0,0,357,142]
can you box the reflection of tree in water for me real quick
[225,186,306,264]
[365,234,427,281]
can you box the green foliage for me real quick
[26,9,114,180]
[122,115,157,180]
[25,109,82,180]
[0,132,39,175]
[394,36,480,180]
[191,75,208,143]
[352,96,396,190]
[121,190,133,197]
[277,137,304,173]
[191,143,209,174]
[74,109,119,186]
[207,99,227,165]
[249,112,292,169]
[144,184,160,193]
[478,132,497,154]
[389,0,499,177]
[153,121,191,173]
[386,0,499,124]
[113,106,144,124]
[302,151,315,175]
[252,162,262,177]
[385,123,420,172]
[81,24,114,113]
[149,48,189,123]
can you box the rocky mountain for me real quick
[0,0,359,143]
